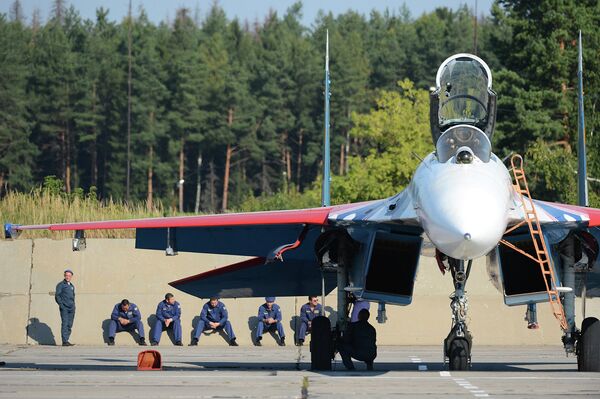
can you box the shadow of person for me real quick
[247,316,259,345]
[290,316,301,343]
[191,316,201,342]
[27,318,56,345]
[101,319,111,344]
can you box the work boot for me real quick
[62,342,74,347]
[108,337,115,346]
[189,338,198,346]
[279,337,286,347]
[175,341,183,346]
[150,341,158,346]
[255,336,262,346]
[139,337,147,346]
[229,338,239,346]
[297,339,304,346]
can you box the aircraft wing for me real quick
[5,194,419,298]
[507,194,600,227]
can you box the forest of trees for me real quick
[0,0,599,213]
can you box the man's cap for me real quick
[265,297,276,302]
[64,269,74,275]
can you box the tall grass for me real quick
[0,190,166,239]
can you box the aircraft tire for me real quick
[310,316,332,371]
[578,318,600,372]
[581,317,598,335]
[448,338,469,371]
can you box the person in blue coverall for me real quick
[297,296,323,346]
[108,299,146,346]
[255,297,285,346]
[151,293,182,346]
[55,269,76,346]
[190,297,238,346]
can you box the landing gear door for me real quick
[361,231,423,305]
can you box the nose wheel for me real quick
[444,258,473,370]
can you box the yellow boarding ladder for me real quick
[500,154,568,331]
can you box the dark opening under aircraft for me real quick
[5,35,600,371]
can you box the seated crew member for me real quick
[256,297,285,346]
[108,299,146,346]
[297,295,323,346]
[190,296,238,346]
[151,293,182,346]
[338,309,377,371]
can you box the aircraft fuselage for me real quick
[411,152,513,260]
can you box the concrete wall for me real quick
[0,238,598,346]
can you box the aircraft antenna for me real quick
[577,30,588,207]
[321,30,331,207]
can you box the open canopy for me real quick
[430,54,497,146]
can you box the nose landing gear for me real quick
[444,258,473,370]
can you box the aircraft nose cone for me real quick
[417,166,511,260]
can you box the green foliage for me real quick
[331,81,430,203]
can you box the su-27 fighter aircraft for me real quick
[5,39,600,371]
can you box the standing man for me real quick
[108,299,146,346]
[190,296,238,346]
[256,297,285,346]
[297,296,323,346]
[55,269,75,346]
[151,293,182,346]
[338,309,377,370]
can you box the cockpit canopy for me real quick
[430,54,497,149]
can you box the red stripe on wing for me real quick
[16,207,333,231]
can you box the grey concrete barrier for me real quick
[0,238,597,346]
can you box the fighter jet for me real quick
[5,41,600,371]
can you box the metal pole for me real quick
[577,30,588,207]
[321,30,331,207]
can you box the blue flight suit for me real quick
[193,301,235,340]
[298,303,323,341]
[256,303,285,340]
[55,280,75,344]
[152,300,182,343]
[108,303,145,339]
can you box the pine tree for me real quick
[0,15,37,194]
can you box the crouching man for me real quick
[338,309,377,371]
[108,299,146,346]
[151,293,183,346]
[256,297,285,346]
[190,296,238,346]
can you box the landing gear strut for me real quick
[444,258,473,370]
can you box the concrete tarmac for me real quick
[0,345,599,398]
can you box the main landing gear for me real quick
[443,258,473,371]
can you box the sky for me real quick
[2,0,495,27]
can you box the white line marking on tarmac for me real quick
[451,376,492,398]
[440,371,451,377]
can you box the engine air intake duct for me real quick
[497,233,556,306]
[362,231,422,305]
